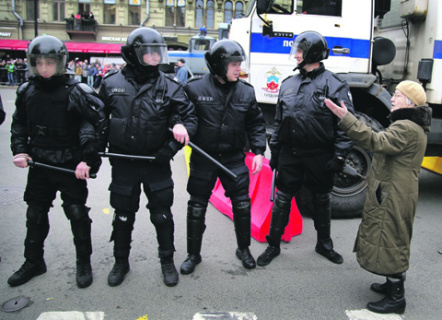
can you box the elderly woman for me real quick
[324,80,432,314]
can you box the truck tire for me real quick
[330,112,384,219]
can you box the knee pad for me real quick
[312,192,331,206]
[26,205,49,225]
[150,208,173,227]
[112,210,135,229]
[231,199,251,217]
[63,204,90,222]
[275,190,292,210]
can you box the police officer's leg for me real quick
[221,160,256,269]
[107,164,141,287]
[108,210,134,286]
[8,168,56,287]
[63,204,93,288]
[8,203,49,286]
[257,150,300,266]
[180,196,208,275]
[306,154,343,264]
[181,160,216,275]
[231,196,256,269]
[144,175,179,287]
[256,190,293,266]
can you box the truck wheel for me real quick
[331,112,384,219]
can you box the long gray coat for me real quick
[338,105,432,275]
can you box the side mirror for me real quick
[256,0,274,15]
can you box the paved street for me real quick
[0,86,441,320]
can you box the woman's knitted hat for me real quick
[396,80,426,106]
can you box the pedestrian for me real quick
[179,40,266,275]
[99,27,197,288]
[175,58,189,84]
[257,31,355,267]
[87,63,97,87]
[8,35,108,289]
[75,61,83,82]
[6,59,15,86]
[324,80,432,314]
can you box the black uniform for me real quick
[262,63,354,264]
[99,66,197,265]
[181,73,266,268]
[10,74,107,285]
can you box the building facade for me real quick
[0,0,247,59]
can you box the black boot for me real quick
[367,277,406,314]
[180,254,202,275]
[160,257,179,287]
[8,260,47,287]
[232,201,256,269]
[257,191,291,266]
[108,258,130,287]
[76,258,93,288]
[180,202,206,275]
[313,193,343,264]
[235,248,256,269]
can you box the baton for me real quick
[27,160,97,179]
[270,169,277,202]
[99,152,156,161]
[168,128,238,180]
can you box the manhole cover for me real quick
[0,186,24,205]
[1,296,30,312]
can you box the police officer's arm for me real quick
[169,82,198,146]
[245,94,267,174]
[69,83,109,178]
[11,83,32,168]
[330,82,355,157]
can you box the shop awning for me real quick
[0,39,123,54]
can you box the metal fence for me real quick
[0,68,29,86]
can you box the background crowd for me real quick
[0,56,125,89]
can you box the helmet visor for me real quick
[134,44,169,66]
[28,53,67,77]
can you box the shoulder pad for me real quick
[186,77,201,84]
[77,82,95,95]
[103,69,118,79]
[65,77,79,87]
[281,75,293,84]
[17,82,30,96]
[238,79,254,88]
[331,73,346,83]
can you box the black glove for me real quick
[269,151,279,171]
[325,155,345,173]
[154,141,179,164]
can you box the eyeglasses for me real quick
[393,92,405,99]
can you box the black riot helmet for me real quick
[205,39,246,81]
[290,31,329,70]
[27,35,68,77]
[121,27,169,67]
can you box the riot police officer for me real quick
[9,35,108,288]
[99,27,197,287]
[257,31,355,266]
[179,40,267,275]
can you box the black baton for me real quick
[27,160,97,179]
[270,169,277,202]
[99,152,156,161]
[168,128,238,180]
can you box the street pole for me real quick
[34,0,39,37]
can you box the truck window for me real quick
[193,40,211,51]
[297,0,342,16]
[378,0,403,29]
